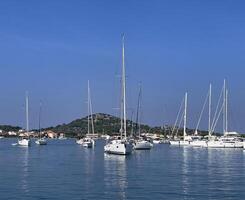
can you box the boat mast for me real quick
[122,35,127,139]
[208,83,212,137]
[26,91,29,134]
[223,79,226,134]
[89,81,95,136]
[183,92,187,140]
[138,85,142,137]
[225,89,228,133]
[87,80,90,135]
[39,101,42,139]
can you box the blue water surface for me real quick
[0,138,244,200]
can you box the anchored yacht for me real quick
[35,102,47,145]
[77,81,95,148]
[104,35,133,155]
[133,85,153,150]
[18,92,31,147]
[170,92,190,146]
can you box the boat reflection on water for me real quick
[104,154,127,200]
[207,148,244,196]
[20,147,30,196]
[181,146,191,199]
[83,146,95,185]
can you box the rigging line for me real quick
[211,84,224,132]
[171,96,185,136]
[175,108,185,137]
[195,89,209,132]
[89,85,95,135]
[211,100,224,134]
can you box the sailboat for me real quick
[190,84,212,147]
[220,87,243,148]
[35,102,47,145]
[76,80,95,148]
[18,92,31,147]
[104,35,133,155]
[206,80,243,148]
[133,85,153,150]
[179,92,191,145]
[170,92,190,145]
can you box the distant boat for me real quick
[18,92,31,147]
[76,80,95,148]
[0,136,4,139]
[101,134,110,140]
[104,35,133,155]
[77,137,94,148]
[58,133,67,140]
[134,85,153,150]
[152,137,163,144]
[35,102,47,145]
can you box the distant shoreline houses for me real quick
[0,129,61,139]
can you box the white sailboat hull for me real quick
[207,141,224,148]
[170,140,180,145]
[223,141,243,148]
[35,138,47,145]
[104,140,133,155]
[18,139,31,146]
[179,140,190,146]
[189,140,207,147]
[76,138,95,148]
[83,141,93,148]
[134,140,153,150]
[207,140,243,148]
[234,142,244,148]
[153,140,162,144]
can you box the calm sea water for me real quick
[0,138,245,200]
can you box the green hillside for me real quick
[45,113,208,137]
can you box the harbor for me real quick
[1,0,245,199]
[0,138,245,200]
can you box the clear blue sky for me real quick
[0,0,245,133]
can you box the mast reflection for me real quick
[104,154,127,200]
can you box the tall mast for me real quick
[138,85,142,137]
[225,89,228,133]
[135,84,142,136]
[122,34,127,139]
[39,101,42,139]
[87,80,90,135]
[208,83,212,136]
[223,79,226,134]
[89,81,95,136]
[183,92,187,140]
[26,91,29,133]
[120,76,123,139]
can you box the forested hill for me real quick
[45,113,206,137]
